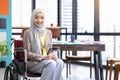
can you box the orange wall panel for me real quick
[0,0,9,15]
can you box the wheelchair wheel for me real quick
[4,65,13,80]
[4,64,19,80]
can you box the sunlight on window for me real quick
[36,0,57,27]
[77,0,94,33]
[61,0,72,32]
[12,0,32,27]
[100,0,120,32]
[100,0,120,60]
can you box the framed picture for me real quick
[0,0,9,15]
[0,18,6,29]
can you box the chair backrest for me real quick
[47,27,60,38]
[21,28,29,38]
[13,40,26,75]
[14,40,25,62]
[14,39,23,48]
[21,27,60,38]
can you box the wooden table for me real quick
[53,41,105,80]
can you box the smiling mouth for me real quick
[37,23,43,27]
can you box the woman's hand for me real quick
[50,53,58,60]
[43,53,58,60]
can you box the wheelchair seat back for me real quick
[13,49,26,75]
[13,40,26,75]
[13,40,41,78]
[14,40,23,48]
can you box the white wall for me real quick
[0,32,6,42]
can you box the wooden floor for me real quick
[0,62,119,80]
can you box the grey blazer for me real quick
[23,29,52,68]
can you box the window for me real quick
[100,0,120,60]
[12,0,32,27]
[77,0,94,33]
[12,0,32,39]
[100,0,120,33]
[36,0,58,27]
[61,0,72,33]
[60,0,72,41]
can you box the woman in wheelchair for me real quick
[23,8,64,80]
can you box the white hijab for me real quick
[30,8,47,55]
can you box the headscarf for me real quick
[30,8,47,55]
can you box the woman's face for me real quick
[34,12,45,28]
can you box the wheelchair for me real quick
[4,39,61,80]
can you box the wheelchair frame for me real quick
[4,39,61,80]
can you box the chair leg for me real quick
[66,60,71,78]
[109,60,114,80]
[114,64,120,80]
[90,60,92,78]
[69,61,71,75]
[66,60,69,78]
[105,60,109,80]
[90,51,92,78]
[60,51,62,59]
[67,51,71,76]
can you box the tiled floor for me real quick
[0,63,118,80]
[63,64,95,80]
[0,68,5,80]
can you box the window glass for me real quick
[12,0,32,27]
[100,0,120,60]
[60,0,72,41]
[61,0,72,33]
[36,0,57,27]
[100,0,120,33]
[77,0,94,33]
[100,36,120,61]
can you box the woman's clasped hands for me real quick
[43,53,58,61]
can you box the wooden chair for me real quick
[66,51,92,78]
[47,27,60,38]
[113,62,120,80]
[105,58,120,80]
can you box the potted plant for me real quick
[0,40,11,67]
